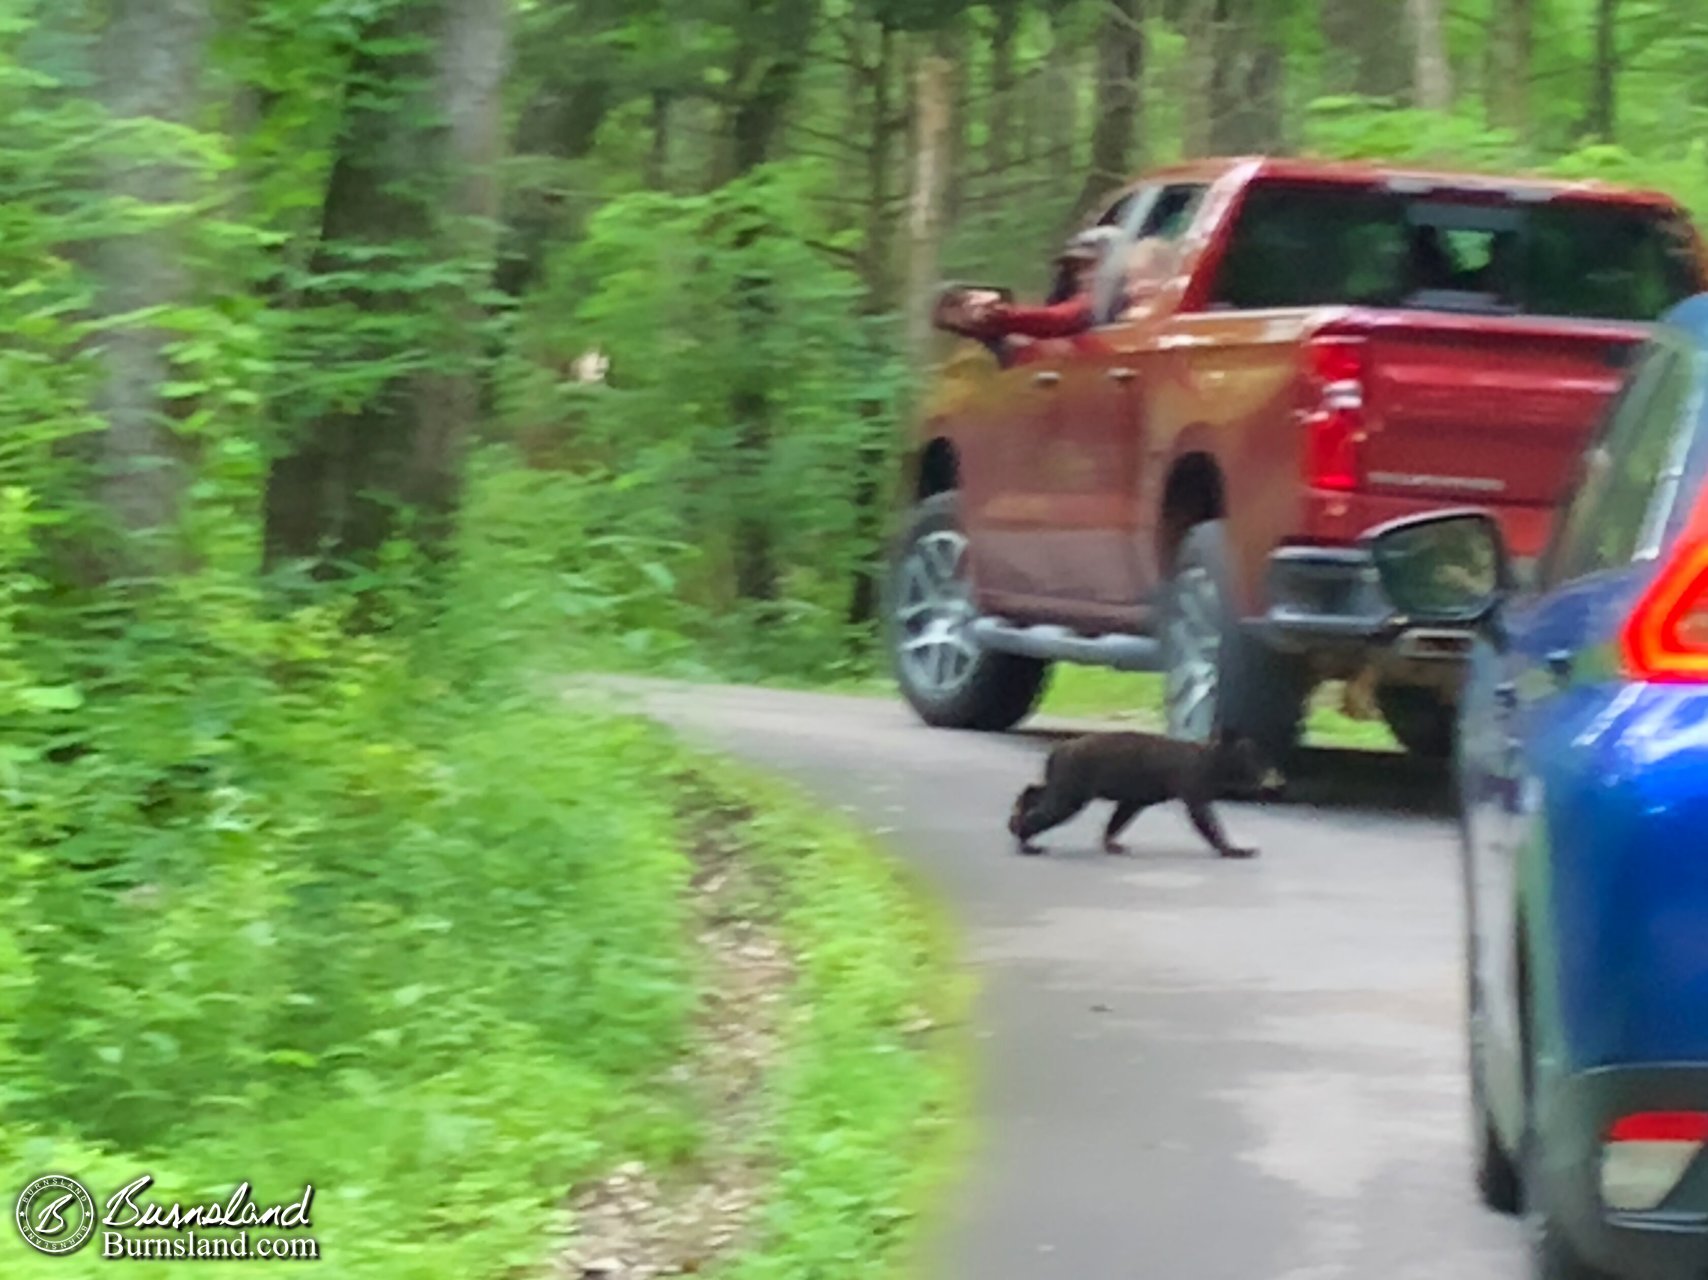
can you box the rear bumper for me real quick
[1542,1066,1708,1280]
[1257,545,1478,672]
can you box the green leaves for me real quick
[17,684,83,712]
[392,982,430,1009]
[0,1,957,1275]
[495,162,902,678]
[864,0,971,33]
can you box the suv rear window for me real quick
[1209,182,1699,321]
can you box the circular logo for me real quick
[15,1175,96,1255]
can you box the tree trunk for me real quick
[1319,0,1410,100]
[1207,1,1285,155]
[1181,0,1216,157]
[722,0,819,603]
[844,21,899,632]
[1487,0,1534,138]
[1076,0,1143,217]
[851,42,949,631]
[264,0,512,572]
[722,0,816,183]
[89,0,213,567]
[646,92,672,188]
[1044,4,1079,186]
[864,23,898,313]
[1406,0,1452,111]
[987,1,1020,176]
[436,0,510,234]
[943,20,968,221]
[494,0,626,296]
[415,0,511,515]
[908,50,952,378]
[1587,0,1620,140]
[514,80,611,161]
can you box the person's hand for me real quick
[963,291,1001,325]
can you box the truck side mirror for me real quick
[1362,509,1514,635]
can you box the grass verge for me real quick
[805,665,1400,752]
[0,706,968,1280]
[679,753,973,1280]
[1035,667,1400,752]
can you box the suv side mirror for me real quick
[933,283,1012,338]
[1362,509,1514,632]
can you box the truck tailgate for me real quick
[1358,315,1647,507]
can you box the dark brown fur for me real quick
[1007,732,1265,859]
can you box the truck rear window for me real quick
[1209,182,1700,321]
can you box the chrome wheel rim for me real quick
[894,530,978,697]
[1165,564,1221,743]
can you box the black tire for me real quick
[1377,683,1457,760]
[1529,1200,1613,1280]
[1476,1104,1523,1215]
[1160,520,1306,763]
[1526,1125,1614,1280]
[1464,809,1523,1215]
[887,492,1050,731]
[1470,975,1523,1214]
[1521,959,1614,1280]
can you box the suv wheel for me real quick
[888,492,1049,731]
[1521,967,1613,1280]
[1161,520,1305,761]
[1528,1182,1612,1280]
[1468,950,1521,1212]
[1525,1113,1613,1280]
[1377,684,1457,760]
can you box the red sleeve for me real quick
[980,296,1094,339]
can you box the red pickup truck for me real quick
[888,156,1708,759]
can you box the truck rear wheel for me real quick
[887,492,1050,731]
[1377,684,1457,760]
[1161,520,1305,762]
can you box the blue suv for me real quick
[1365,296,1708,1280]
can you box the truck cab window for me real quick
[1096,192,1137,228]
[1208,182,1697,319]
[1136,185,1207,242]
[1087,184,1208,323]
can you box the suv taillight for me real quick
[1603,1111,1708,1211]
[1622,508,1708,682]
[1303,336,1367,492]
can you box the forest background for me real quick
[0,0,1696,1275]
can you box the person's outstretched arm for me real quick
[978,295,1095,340]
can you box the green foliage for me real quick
[0,3,912,1273]
[1303,99,1708,223]
[446,447,713,674]
[0,542,705,1274]
[16,0,1708,1274]
[684,759,970,1280]
[499,164,907,680]
[1542,141,1708,223]
[2,445,960,1279]
[0,9,699,1272]
[1303,99,1529,167]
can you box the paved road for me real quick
[607,681,1526,1280]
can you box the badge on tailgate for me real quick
[1366,471,1509,494]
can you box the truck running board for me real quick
[970,617,1162,672]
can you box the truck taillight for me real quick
[1303,336,1367,492]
